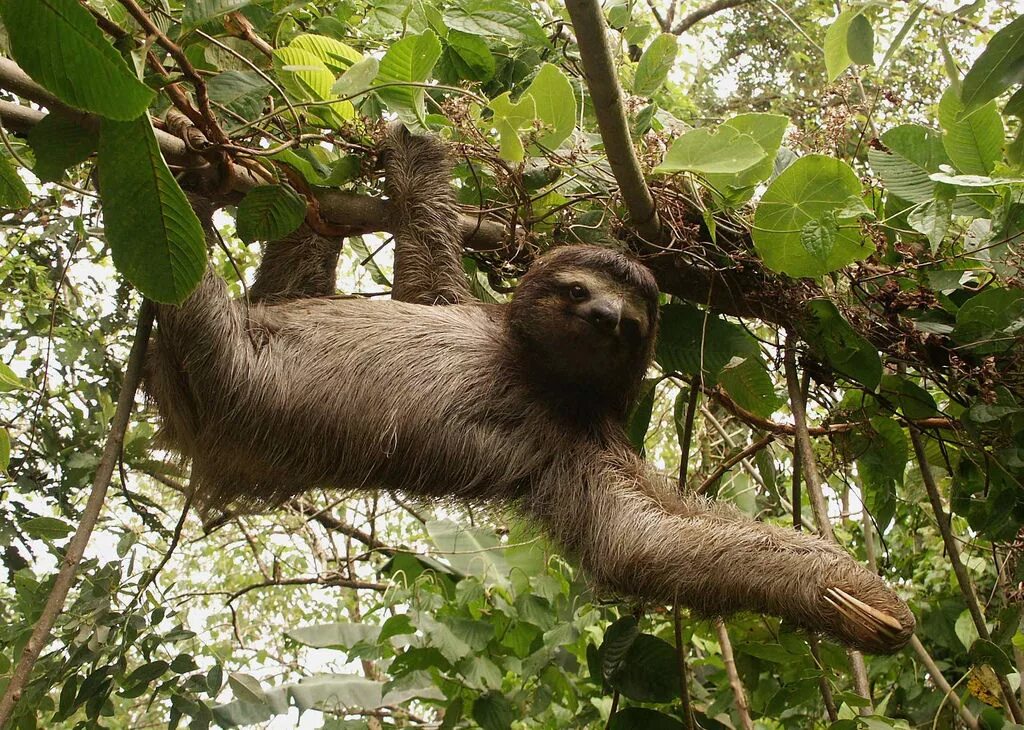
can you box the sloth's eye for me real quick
[568,285,589,301]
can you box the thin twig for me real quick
[0,301,155,727]
[715,618,754,730]
[673,605,696,730]
[910,427,1024,723]
[784,336,873,713]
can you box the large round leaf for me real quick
[752,154,872,278]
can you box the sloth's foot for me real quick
[820,582,915,653]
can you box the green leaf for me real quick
[961,15,1024,114]
[655,303,758,385]
[273,45,355,125]
[207,71,272,126]
[124,660,169,685]
[824,8,859,81]
[880,2,924,69]
[907,187,955,252]
[97,116,206,304]
[23,516,73,540]
[425,519,511,584]
[703,113,788,200]
[851,417,907,530]
[847,14,874,66]
[445,0,546,46]
[488,91,536,162]
[182,0,251,27]
[375,31,442,126]
[752,155,872,278]
[657,126,766,175]
[0,362,25,391]
[0,0,154,120]
[607,634,681,703]
[951,288,1024,355]
[609,708,685,730]
[938,88,1003,176]
[27,112,97,183]
[286,622,380,649]
[228,673,267,706]
[879,374,939,420]
[471,691,515,730]
[0,154,30,208]
[718,355,783,419]
[0,428,9,472]
[633,33,677,97]
[626,379,658,453]
[802,299,882,389]
[331,56,380,98]
[524,63,576,150]
[235,185,306,243]
[440,30,495,83]
[290,34,362,72]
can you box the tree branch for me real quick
[564,0,665,244]
[671,0,757,35]
[0,301,155,727]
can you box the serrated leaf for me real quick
[23,516,73,540]
[440,29,495,83]
[752,155,872,277]
[26,112,97,183]
[97,116,206,304]
[657,126,766,175]
[235,185,306,243]
[0,154,30,208]
[938,87,1003,176]
[374,31,442,127]
[524,63,576,150]
[633,33,677,97]
[445,0,546,45]
[961,15,1024,114]
[182,0,251,27]
[0,0,154,120]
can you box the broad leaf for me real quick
[0,0,154,120]
[938,88,1003,176]
[609,708,685,730]
[847,14,874,66]
[445,0,546,45]
[633,33,677,97]
[703,113,789,201]
[290,34,362,72]
[235,185,307,243]
[0,154,30,208]
[488,91,536,162]
[331,56,380,98]
[0,428,9,472]
[273,45,355,126]
[752,155,872,277]
[375,31,442,126]
[524,63,576,151]
[850,417,907,530]
[23,516,73,539]
[439,30,495,83]
[657,126,766,175]
[286,623,380,649]
[97,116,206,304]
[182,0,251,27]
[802,299,882,390]
[824,8,859,81]
[961,15,1024,114]
[27,112,97,183]
[951,288,1024,355]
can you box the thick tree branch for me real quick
[671,0,757,35]
[0,301,155,728]
[564,0,665,244]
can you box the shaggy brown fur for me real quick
[145,128,915,654]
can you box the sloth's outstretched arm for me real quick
[384,126,472,305]
[532,448,915,654]
[249,225,344,304]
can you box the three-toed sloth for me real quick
[146,128,914,653]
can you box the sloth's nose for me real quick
[584,300,621,332]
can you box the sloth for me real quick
[145,128,915,654]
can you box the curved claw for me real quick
[824,586,907,645]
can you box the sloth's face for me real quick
[508,246,659,412]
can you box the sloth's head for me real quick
[508,245,659,416]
